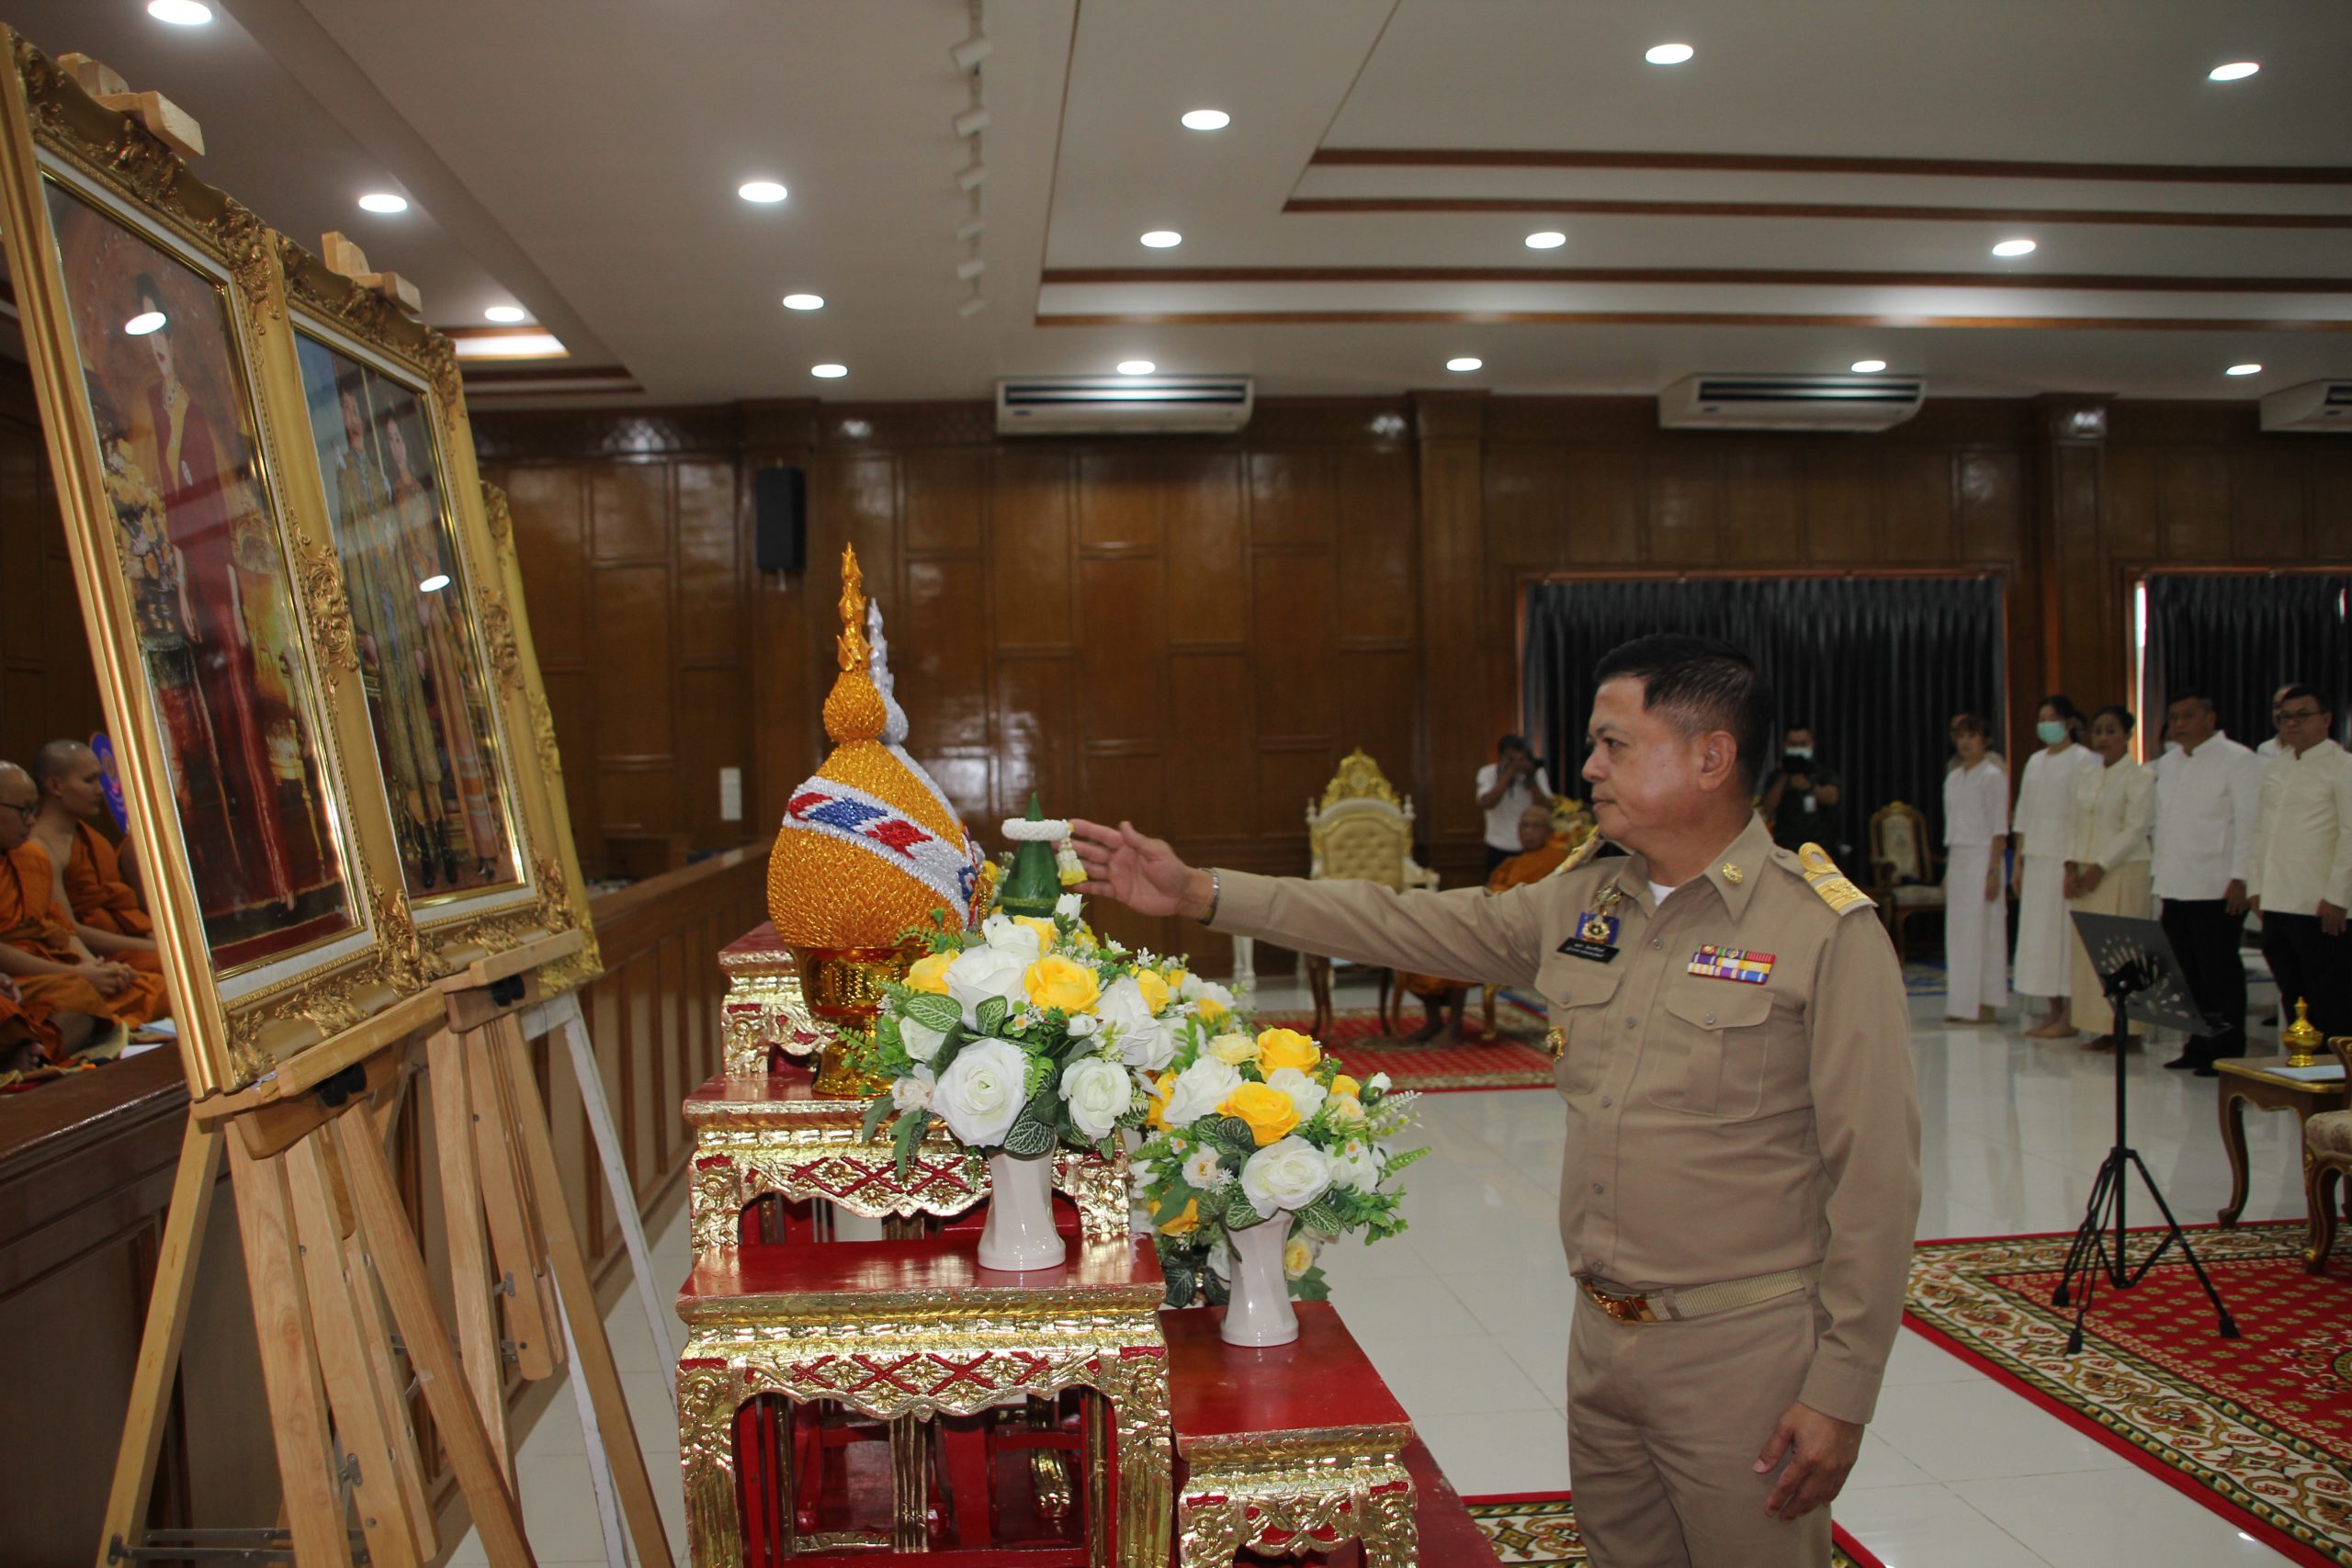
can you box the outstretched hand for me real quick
[1069,819,1212,921]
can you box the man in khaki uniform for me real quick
[1075,635,1921,1568]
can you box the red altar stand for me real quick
[1164,1304,1417,1568]
[676,1235,1173,1568]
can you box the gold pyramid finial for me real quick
[836,545,871,674]
[2283,996,2324,1068]
[821,545,885,744]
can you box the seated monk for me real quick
[29,739,160,973]
[1396,802,1577,1044]
[0,974,60,1077]
[0,761,167,1054]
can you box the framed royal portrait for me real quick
[269,237,582,981]
[0,36,424,1096]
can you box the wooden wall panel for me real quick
[1166,453,1248,646]
[900,558,992,750]
[904,448,985,554]
[1165,653,1256,839]
[1250,549,1338,742]
[1563,447,1640,563]
[1080,556,1167,729]
[994,656,1078,818]
[675,458,742,665]
[1720,446,1803,563]
[591,461,669,562]
[594,563,673,758]
[1647,448,1719,564]
[993,450,1074,651]
[1250,449,1337,547]
[1077,450,1164,552]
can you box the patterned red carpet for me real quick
[1262,1009,1556,1093]
[1466,1492,1884,1566]
[1905,1222,2352,1567]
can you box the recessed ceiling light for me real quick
[1181,108,1230,130]
[738,180,788,204]
[1140,230,1182,248]
[1645,42,1695,64]
[1525,230,1566,249]
[1851,359,1887,374]
[2225,362,2263,377]
[417,574,452,593]
[1446,356,1483,372]
[2208,61,2259,82]
[124,310,166,336]
[146,0,213,23]
[1991,237,2037,257]
[483,305,528,324]
[782,293,825,311]
[357,193,408,214]
[811,363,848,378]
[1117,359,1156,375]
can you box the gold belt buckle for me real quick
[1580,1280,1658,1325]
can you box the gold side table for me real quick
[677,1235,1172,1567]
[2213,1055,2349,1228]
[719,921,821,1075]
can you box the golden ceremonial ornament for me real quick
[1797,841,1872,912]
[2281,998,2324,1070]
[1721,861,1744,885]
[717,924,822,1074]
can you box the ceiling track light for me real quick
[953,107,990,138]
[956,256,987,281]
[956,216,988,241]
[950,34,992,71]
[958,295,988,318]
[956,160,989,191]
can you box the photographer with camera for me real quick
[1476,733,1554,875]
[1760,722,1843,857]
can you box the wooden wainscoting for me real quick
[0,843,767,1566]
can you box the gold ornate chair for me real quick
[1868,801,1943,966]
[1303,750,1437,1035]
[2303,1033,2352,1273]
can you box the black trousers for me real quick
[2260,910,2352,1040]
[2161,898,2247,1064]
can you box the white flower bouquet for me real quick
[855,895,1242,1171]
[1131,1023,1424,1308]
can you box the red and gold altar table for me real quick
[721,921,823,1075]
[1164,1303,1415,1568]
[677,1235,1172,1567]
[684,1074,1131,1252]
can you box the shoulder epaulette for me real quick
[1546,830,1608,879]
[1788,842,1874,915]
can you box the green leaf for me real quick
[976,995,1011,1036]
[901,993,961,1034]
[890,1106,932,1179]
[860,1093,894,1145]
[1226,1197,1275,1232]
[1297,1194,1347,1235]
[1201,1266,1230,1306]
[1000,1115,1056,1159]
[1289,1265,1330,1302]
[1208,1116,1258,1155]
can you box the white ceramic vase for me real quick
[978,1150,1065,1271]
[1221,1213,1299,1346]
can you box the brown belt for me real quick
[1577,1264,1820,1325]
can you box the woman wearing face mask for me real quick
[2064,705,2155,1047]
[2013,695,2104,1039]
[1943,714,2010,1024]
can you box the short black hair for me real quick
[1591,634,1773,793]
[2092,704,2137,734]
[2279,683,2332,717]
[1497,733,1529,756]
[1783,719,1814,734]
[2167,687,2216,715]
[1951,712,1992,739]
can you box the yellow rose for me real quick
[1283,1236,1315,1279]
[906,951,955,995]
[1329,1074,1360,1099]
[1257,1028,1321,1073]
[1023,954,1102,1014]
[1328,1093,1366,1126]
[1134,968,1171,1014]
[1218,1081,1301,1145]
[1207,1032,1259,1065]
[1194,993,1230,1024]
[1014,915,1060,951]
[1163,967,1189,992]
[1146,1070,1175,1130]
[1156,1196,1201,1236]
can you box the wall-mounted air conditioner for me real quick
[996,375,1253,435]
[2259,380,2352,434]
[1659,373,1926,432]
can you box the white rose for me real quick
[1265,1066,1327,1124]
[899,1013,949,1064]
[1059,1055,1132,1141]
[980,913,1045,962]
[891,1067,936,1114]
[1364,1072,1392,1095]
[1162,1056,1242,1128]
[1096,976,1176,1071]
[1056,892,1084,920]
[931,1037,1033,1147]
[945,945,1029,1028]
[1240,1137,1333,1218]
[1182,1148,1230,1189]
[1330,1136,1382,1191]
[1181,976,1236,1015]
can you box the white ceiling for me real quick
[10,0,2351,405]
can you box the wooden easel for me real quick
[96,930,673,1568]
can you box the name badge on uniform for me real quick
[1689,943,1774,984]
[1559,886,1623,963]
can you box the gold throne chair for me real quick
[1300,750,1438,1036]
[1867,800,1943,965]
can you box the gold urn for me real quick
[2281,998,2324,1069]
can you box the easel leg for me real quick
[492,1012,677,1567]
[429,1025,516,1482]
[225,1133,358,1568]
[96,1117,222,1568]
[472,1031,563,1379]
[334,1115,540,1568]
[557,1285,631,1568]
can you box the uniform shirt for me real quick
[2249,739,2352,916]
[2013,746,2100,861]
[1475,762,1553,852]
[1209,812,1921,1425]
[2151,732,2262,901]
[1942,758,2008,847]
[2258,736,2284,759]
[2070,757,2154,870]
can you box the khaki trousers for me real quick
[1566,1287,1836,1568]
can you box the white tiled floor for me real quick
[452,968,2309,1566]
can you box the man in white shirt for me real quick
[1476,734,1553,876]
[2250,685,2352,1037]
[2256,683,2296,761]
[2150,690,2264,1075]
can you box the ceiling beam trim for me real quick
[1281,197,2352,231]
[1308,149,2352,186]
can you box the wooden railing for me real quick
[0,842,769,1566]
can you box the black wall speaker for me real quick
[753,465,806,573]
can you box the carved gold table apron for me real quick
[2212,1055,2348,1228]
[684,1073,1131,1251]
[678,1236,1173,1567]
[721,922,823,1075]
[1166,1302,1416,1567]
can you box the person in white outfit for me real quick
[2249,684,2352,1038]
[2013,696,2106,1039]
[2065,705,2155,1043]
[1942,714,2009,1024]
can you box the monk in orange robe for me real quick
[1397,804,1581,1043]
[0,975,59,1076]
[0,762,168,1055]
[29,740,161,974]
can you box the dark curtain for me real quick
[2143,574,2352,750]
[1522,576,2006,851]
